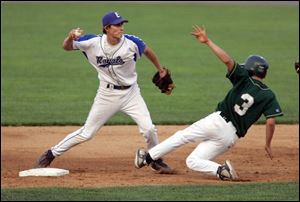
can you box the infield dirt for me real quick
[1,125,298,188]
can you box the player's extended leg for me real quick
[134,108,213,172]
[146,113,218,160]
[134,128,201,171]
[35,89,121,168]
[52,98,119,155]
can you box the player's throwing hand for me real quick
[69,27,84,40]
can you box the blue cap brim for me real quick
[110,18,128,25]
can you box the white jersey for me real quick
[73,34,146,86]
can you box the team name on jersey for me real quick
[96,56,125,68]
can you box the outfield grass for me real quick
[1,3,299,201]
[1,182,298,201]
[1,3,299,125]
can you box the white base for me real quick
[19,168,69,177]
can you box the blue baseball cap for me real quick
[102,12,128,28]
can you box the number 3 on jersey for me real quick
[234,93,254,116]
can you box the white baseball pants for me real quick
[51,82,158,156]
[149,111,239,176]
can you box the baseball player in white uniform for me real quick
[35,11,172,173]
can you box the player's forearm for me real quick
[205,40,234,71]
[265,118,275,147]
[63,36,74,51]
[144,47,164,72]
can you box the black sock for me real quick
[145,153,154,164]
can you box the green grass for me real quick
[1,182,298,201]
[1,3,298,201]
[1,3,299,125]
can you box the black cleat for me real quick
[150,158,173,174]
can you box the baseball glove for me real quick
[152,68,175,95]
[295,60,299,74]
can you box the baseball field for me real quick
[1,2,299,201]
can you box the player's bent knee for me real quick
[186,155,197,170]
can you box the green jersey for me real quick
[216,63,283,137]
